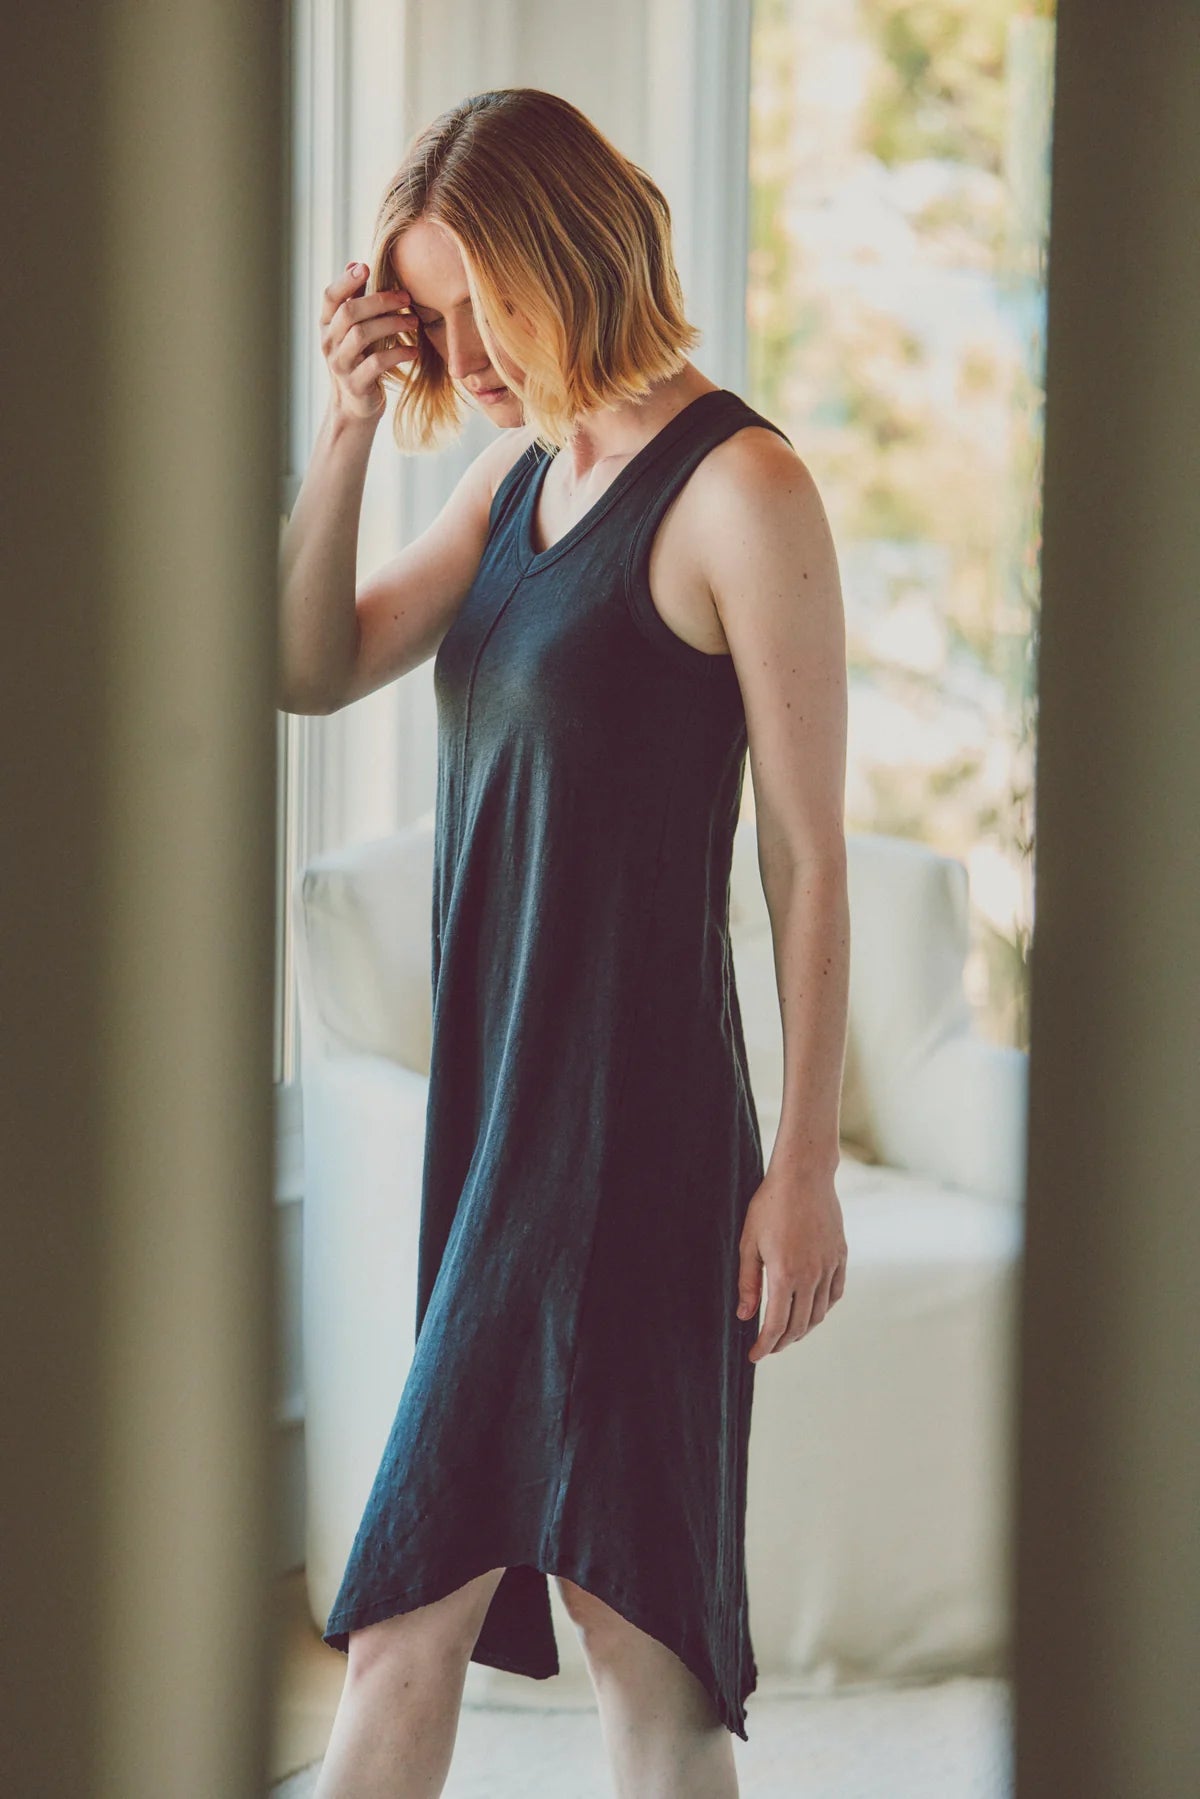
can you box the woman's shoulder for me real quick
[685,405,819,528]
[670,409,834,611]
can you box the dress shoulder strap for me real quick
[621,389,794,596]
[487,437,542,542]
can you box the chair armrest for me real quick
[878,1031,1028,1205]
[290,819,435,1073]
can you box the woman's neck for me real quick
[556,363,719,490]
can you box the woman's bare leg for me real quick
[313,1566,506,1799]
[555,1575,739,1799]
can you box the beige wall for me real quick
[1,3,284,1794]
[1013,3,1200,1794]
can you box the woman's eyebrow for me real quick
[407,294,472,316]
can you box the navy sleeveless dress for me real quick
[321,387,793,1740]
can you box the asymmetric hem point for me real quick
[323,1549,755,1740]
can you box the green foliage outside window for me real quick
[749,0,1055,1050]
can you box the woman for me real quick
[279,87,850,1799]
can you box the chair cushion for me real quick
[743,1138,1022,1681]
[292,817,435,1074]
[729,819,976,1171]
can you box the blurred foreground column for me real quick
[1,4,284,1795]
[1016,3,1200,1795]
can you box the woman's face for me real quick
[390,218,525,427]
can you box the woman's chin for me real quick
[487,392,524,425]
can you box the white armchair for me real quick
[293,813,1024,1703]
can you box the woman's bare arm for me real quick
[277,396,376,713]
[703,428,849,1173]
[277,407,535,715]
[698,426,851,1356]
[277,260,536,714]
[337,425,536,710]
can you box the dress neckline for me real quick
[519,387,732,573]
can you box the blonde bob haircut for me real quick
[364,88,701,455]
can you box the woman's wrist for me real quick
[325,391,383,444]
[765,1124,841,1183]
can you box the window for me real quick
[273,0,427,1091]
[747,0,1055,1048]
[275,0,298,1087]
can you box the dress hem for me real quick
[322,1550,755,1741]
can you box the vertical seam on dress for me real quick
[454,569,527,855]
[451,448,544,852]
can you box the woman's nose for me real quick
[444,316,489,380]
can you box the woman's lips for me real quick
[474,383,509,403]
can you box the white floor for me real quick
[270,1673,1013,1798]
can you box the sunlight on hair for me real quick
[366,88,702,454]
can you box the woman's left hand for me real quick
[736,1169,848,1361]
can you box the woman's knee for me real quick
[555,1577,722,1727]
[555,1575,637,1658]
[346,1565,507,1678]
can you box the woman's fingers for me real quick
[329,305,418,377]
[319,263,419,420]
[748,1279,795,1363]
[748,1257,847,1360]
[324,283,415,365]
[319,262,367,326]
[736,1239,763,1320]
[739,1191,849,1360]
[805,1267,836,1334]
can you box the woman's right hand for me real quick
[320,263,419,425]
